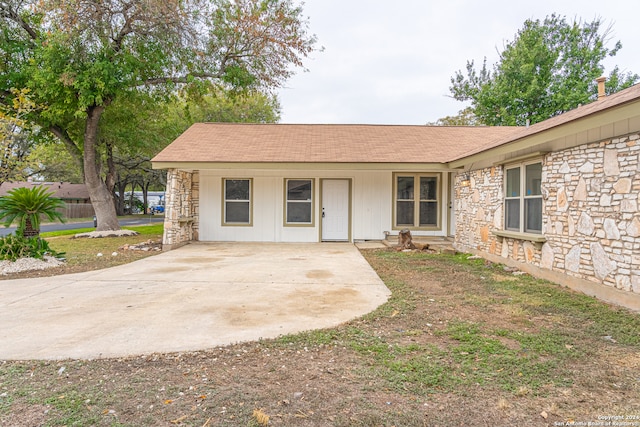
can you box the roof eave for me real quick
[449,101,640,169]
[151,161,455,172]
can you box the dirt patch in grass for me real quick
[1,249,639,426]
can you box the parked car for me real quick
[150,204,165,214]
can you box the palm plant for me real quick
[0,186,66,237]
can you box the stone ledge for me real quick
[492,230,546,248]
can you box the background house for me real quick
[0,181,94,218]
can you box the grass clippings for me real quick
[1,248,639,426]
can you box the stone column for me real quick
[162,169,196,250]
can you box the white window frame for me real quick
[222,178,252,226]
[284,178,314,226]
[504,161,542,234]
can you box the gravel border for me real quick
[73,230,139,239]
[0,256,65,275]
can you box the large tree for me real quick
[103,89,281,214]
[184,90,281,124]
[27,142,84,183]
[449,15,639,126]
[28,89,281,212]
[426,107,479,126]
[0,89,38,184]
[0,0,315,230]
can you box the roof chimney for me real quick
[596,76,607,100]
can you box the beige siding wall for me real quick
[198,170,395,242]
[193,169,450,243]
[455,132,640,303]
[162,168,453,245]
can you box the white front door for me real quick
[322,179,350,241]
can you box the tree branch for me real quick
[0,89,11,103]
[0,3,39,40]
[142,72,224,86]
[48,125,84,174]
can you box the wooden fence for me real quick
[56,203,95,219]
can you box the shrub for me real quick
[0,186,65,237]
[0,234,63,262]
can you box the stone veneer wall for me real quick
[455,132,640,297]
[454,166,506,257]
[544,133,640,293]
[162,169,199,250]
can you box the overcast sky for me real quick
[276,0,639,125]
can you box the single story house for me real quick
[152,82,640,310]
[0,181,95,218]
[0,181,91,203]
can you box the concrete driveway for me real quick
[0,243,390,360]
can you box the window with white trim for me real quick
[504,162,542,233]
[223,178,251,225]
[394,174,439,229]
[285,179,313,225]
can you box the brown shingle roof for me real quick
[152,83,640,166]
[152,124,520,164]
[455,83,640,159]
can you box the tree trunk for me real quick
[105,141,117,195]
[127,185,136,214]
[115,180,128,215]
[50,125,84,176]
[23,217,38,238]
[84,105,120,231]
[142,181,150,214]
[397,229,430,251]
[398,229,416,250]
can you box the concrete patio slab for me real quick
[0,243,390,360]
